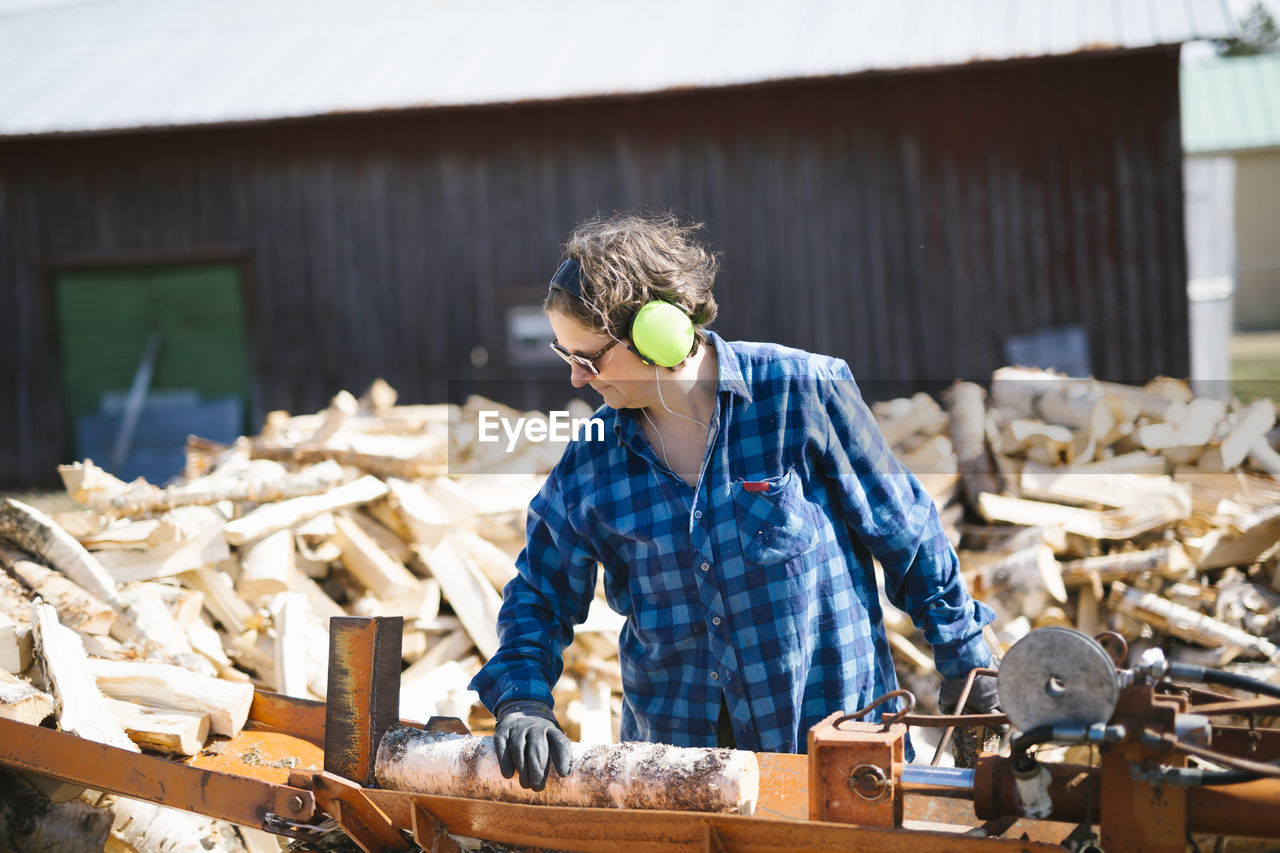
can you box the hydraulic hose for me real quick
[1167,662,1280,700]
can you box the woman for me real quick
[469,210,997,791]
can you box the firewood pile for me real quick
[0,380,612,851]
[875,367,1280,700]
[1,368,1278,849]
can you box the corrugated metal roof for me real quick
[1182,53,1280,153]
[0,0,1236,138]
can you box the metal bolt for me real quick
[288,795,304,813]
[847,764,889,800]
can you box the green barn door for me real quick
[55,263,251,484]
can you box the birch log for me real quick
[942,381,1001,508]
[1,547,115,635]
[222,475,389,546]
[0,499,121,608]
[0,769,113,853]
[375,727,758,814]
[990,367,1115,436]
[1108,582,1278,660]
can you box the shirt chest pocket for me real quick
[731,467,820,566]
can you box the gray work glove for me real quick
[938,660,1002,716]
[938,662,1004,769]
[492,699,574,792]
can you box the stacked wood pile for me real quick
[874,367,1280,698]
[0,381,613,851]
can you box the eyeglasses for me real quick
[549,338,619,376]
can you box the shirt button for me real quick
[694,510,703,519]
[700,562,710,572]
[712,616,721,626]
[709,672,719,680]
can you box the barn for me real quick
[0,0,1234,486]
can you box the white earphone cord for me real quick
[643,365,709,471]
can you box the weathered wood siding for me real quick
[0,49,1186,486]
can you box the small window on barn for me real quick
[506,306,559,366]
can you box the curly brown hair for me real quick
[544,210,720,359]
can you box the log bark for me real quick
[222,475,389,546]
[31,603,139,752]
[990,367,1115,436]
[3,550,117,636]
[942,381,1001,509]
[88,657,254,737]
[375,727,758,814]
[1060,545,1192,588]
[1108,581,1278,660]
[102,794,247,853]
[0,499,121,608]
[0,666,53,724]
[960,545,1066,624]
[0,769,113,853]
[65,458,348,516]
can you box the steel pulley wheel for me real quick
[997,627,1119,732]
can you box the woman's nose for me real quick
[569,363,593,387]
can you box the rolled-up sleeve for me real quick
[468,472,600,710]
[815,362,996,679]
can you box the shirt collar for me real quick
[705,330,752,403]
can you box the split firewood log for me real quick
[1162,398,1228,466]
[0,499,121,608]
[375,726,758,814]
[1198,399,1276,474]
[104,697,209,756]
[0,544,114,635]
[414,537,502,660]
[88,658,254,738]
[977,492,1187,543]
[0,666,53,724]
[331,513,418,600]
[31,603,139,752]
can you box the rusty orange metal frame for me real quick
[0,714,316,831]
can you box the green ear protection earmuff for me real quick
[549,258,695,368]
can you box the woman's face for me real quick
[547,309,654,409]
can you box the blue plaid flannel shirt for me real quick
[470,333,996,754]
